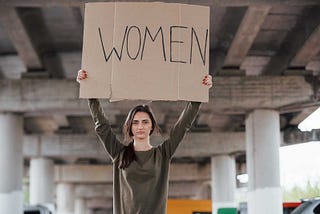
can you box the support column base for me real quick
[0,190,23,214]
[248,187,282,214]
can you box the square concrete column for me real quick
[0,113,23,214]
[246,110,282,214]
[211,155,236,214]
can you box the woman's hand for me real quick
[76,69,87,83]
[202,74,213,88]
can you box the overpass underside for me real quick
[0,0,319,214]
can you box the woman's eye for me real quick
[143,121,150,124]
[132,121,139,125]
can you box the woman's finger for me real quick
[78,69,86,76]
[78,70,88,78]
[202,77,211,84]
[76,69,88,83]
[202,75,213,88]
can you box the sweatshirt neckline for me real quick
[134,148,154,153]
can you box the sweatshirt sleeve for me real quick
[161,101,201,159]
[88,99,124,160]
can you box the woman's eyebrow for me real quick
[132,119,151,123]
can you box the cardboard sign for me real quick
[80,2,210,102]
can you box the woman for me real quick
[77,69,212,214]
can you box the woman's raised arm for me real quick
[77,69,124,160]
[161,74,213,158]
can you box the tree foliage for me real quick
[283,180,320,201]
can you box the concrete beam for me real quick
[24,132,246,159]
[224,6,270,67]
[240,56,270,76]
[169,181,207,198]
[24,116,58,134]
[86,198,112,209]
[283,128,320,145]
[0,6,42,70]
[53,114,69,127]
[75,184,113,198]
[0,76,314,113]
[56,165,113,183]
[291,24,320,67]
[18,8,65,78]
[174,132,245,157]
[306,60,320,74]
[24,129,320,159]
[262,7,320,75]
[59,52,81,79]
[0,55,26,79]
[24,135,106,159]
[0,0,319,7]
[74,181,206,200]
[55,163,211,183]
[289,106,319,125]
[211,76,313,113]
[212,8,246,75]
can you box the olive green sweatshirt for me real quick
[88,99,200,214]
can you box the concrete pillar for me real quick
[211,155,236,214]
[30,158,55,205]
[75,198,86,214]
[57,183,75,214]
[246,110,282,214]
[0,113,23,214]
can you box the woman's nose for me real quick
[138,123,144,129]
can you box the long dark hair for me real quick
[119,104,160,169]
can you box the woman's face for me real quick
[131,112,153,141]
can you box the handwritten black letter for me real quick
[170,26,187,64]
[140,26,166,61]
[126,26,141,60]
[98,27,128,62]
[190,28,208,66]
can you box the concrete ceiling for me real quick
[1,0,320,203]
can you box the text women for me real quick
[98,25,209,66]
